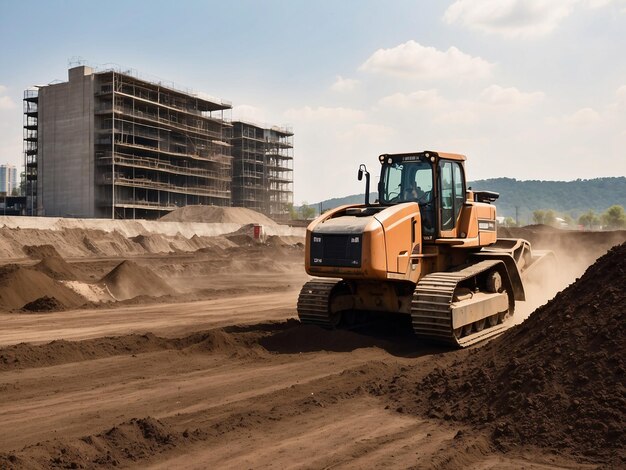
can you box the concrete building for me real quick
[24,66,233,219]
[231,121,293,217]
[0,164,18,195]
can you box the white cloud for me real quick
[582,0,613,7]
[359,40,494,80]
[340,123,395,144]
[232,104,267,123]
[616,85,626,106]
[434,109,478,125]
[194,91,225,105]
[564,107,601,124]
[444,0,618,38]
[0,85,16,110]
[479,85,544,108]
[444,0,573,38]
[0,96,15,110]
[378,89,444,109]
[378,85,542,124]
[330,76,360,92]
[284,106,366,121]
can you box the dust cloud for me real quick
[499,226,626,325]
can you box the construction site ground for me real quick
[0,215,624,469]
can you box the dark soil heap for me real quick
[22,244,63,260]
[389,242,626,465]
[22,295,65,312]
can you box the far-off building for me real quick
[231,121,293,215]
[23,65,293,219]
[0,164,18,195]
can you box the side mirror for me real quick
[358,164,370,206]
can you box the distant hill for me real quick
[306,177,626,223]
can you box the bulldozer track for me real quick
[297,279,344,328]
[411,260,511,348]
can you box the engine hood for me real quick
[312,215,380,234]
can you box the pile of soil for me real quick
[161,205,277,226]
[131,234,175,254]
[0,416,184,469]
[387,242,626,465]
[22,244,63,260]
[226,234,260,246]
[0,264,85,311]
[22,296,65,312]
[33,256,79,281]
[100,260,175,301]
[81,230,145,257]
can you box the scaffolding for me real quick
[94,70,233,219]
[231,121,293,217]
[23,89,38,215]
[25,65,293,220]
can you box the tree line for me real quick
[500,205,626,230]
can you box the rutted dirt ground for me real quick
[0,220,624,469]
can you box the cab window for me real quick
[439,162,454,230]
[439,161,465,231]
[453,163,464,220]
[382,164,403,202]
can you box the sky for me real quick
[0,0,625,204]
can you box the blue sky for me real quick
[1,0,625,203]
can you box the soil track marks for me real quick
[0,319,584,469]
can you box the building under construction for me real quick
[231,121,293,217]
[24,65,242,219]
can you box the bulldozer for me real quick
[297,151,554,347]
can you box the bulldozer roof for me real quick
[379,151,466,163]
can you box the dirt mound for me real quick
[521,223,561,232]
[388,242,626,465]
[0,328,268,372]
[266,235,304,247]
[0,416,185,469]
[22,244,62,259]
[226,233,260,246]
[0,264,85,311]
[131,234,175,254]
[33,256,79,281]
[22,296,65,312]
[161,205,277,226]
[100,260,175,301]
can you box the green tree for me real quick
[300,202,316,220]
[285,202,298,220]
[544,209,557,227]
[578,210,600,229]
[532,210,546,225]
[601,205,626,229]
[502,217,517,227]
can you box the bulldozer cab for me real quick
[378,151,466,241]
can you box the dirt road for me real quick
[0,293,595,469]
